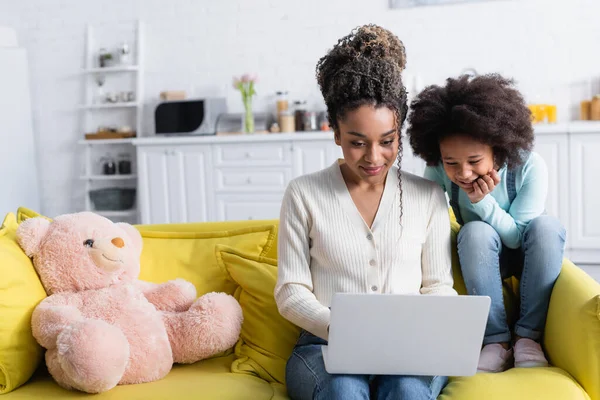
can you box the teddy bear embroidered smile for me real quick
[16,212,243,394]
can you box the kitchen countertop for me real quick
[77,122,600,146]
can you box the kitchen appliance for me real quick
[154,97,227,135]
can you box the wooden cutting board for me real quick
[84,131,137,140]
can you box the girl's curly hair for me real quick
[407,73,534,169]
[316,24,408,218]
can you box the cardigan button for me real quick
[366,234,373,240]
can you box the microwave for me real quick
[154,97,227,135]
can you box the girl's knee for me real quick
[458,221,500,249]
[524,215,566,244]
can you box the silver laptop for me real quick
[322,293,490,377]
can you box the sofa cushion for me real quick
[1,354,288,400]
[215,245,301,385]
[16,207,51,224]
[136,225,276,297]
[0,213,47,394]
[439,367,589,400]
[137,219,279,260]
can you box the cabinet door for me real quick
[214,193,284,221]
[137,145,212,224]
[534,134,569,226]
[137,147,171,225]
[569,133,600,249]
[168,146,213,224]
[292,140,342,177]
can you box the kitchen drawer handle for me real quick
[246,177,252,184]
[245,152,251,158]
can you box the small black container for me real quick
[102,158,116,175]
[118,160,132,174]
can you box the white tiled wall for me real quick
[1,0,600,217]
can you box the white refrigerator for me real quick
[0,26,40,217]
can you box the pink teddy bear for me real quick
[16,212,243,393]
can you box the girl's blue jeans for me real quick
[457,215,566,345]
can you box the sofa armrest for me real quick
[545,260,600,400]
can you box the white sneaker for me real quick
[476,343,513,373]
[514,338,549,368]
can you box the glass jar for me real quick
[319,112,330,131]
[280,110,295,132]
[276,91,289,116]
[100,155,116,175]
[303,111,318,131]
[118,153,132,175]
[118,42,131,65]
[293,100,307,132]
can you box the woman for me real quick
[274,24,456,400]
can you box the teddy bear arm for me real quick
[136,278,197,312]
[32,296,84,349]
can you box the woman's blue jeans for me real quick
[457,215,566,345]
[285,330,448,400]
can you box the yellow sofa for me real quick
[1,209,599,400]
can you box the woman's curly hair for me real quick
[316,24,408,218]
[407,73,534,169]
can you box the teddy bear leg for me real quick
[50,319,131,393]
[45,348,78,391]
[162,292,243,364]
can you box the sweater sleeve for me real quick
[423,165,447,193]
[470,154,548,249]
[274,181,331,340]
[420,182,457,296]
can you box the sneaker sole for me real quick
[515,361,548,368]
[477,359,513,373]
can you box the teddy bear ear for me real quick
[116,222,143,254]
[16,217,51,257]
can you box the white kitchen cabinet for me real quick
[569,132,600,262]
[214,167,292,192]
[137,145,212,224]
[533,133,570,237]
[213,142,292,167]
[215,193,285,221]
[292,140,342,176]
[132,126,600,264]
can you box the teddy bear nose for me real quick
[111,237,125,248]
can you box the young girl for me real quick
[274,24,456,400]
[407,74,566,373]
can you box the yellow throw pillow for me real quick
[138,225,276,297]
[0,213,47,394]
[216,245,301,384]
[16,206,50,223]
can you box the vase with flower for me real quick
[233,74,258,134]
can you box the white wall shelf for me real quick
[79,102,139,110]
[79,174,137,180]
[77,20,144,224]
[95,209,137,218]
[78,138,135,145]
[83,65,139,74]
